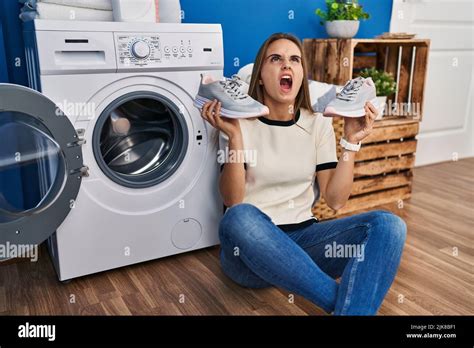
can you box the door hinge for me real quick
[68,128,86,147]
[70,165,89,177]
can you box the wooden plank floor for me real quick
[0,158,472,315]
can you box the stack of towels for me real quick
[20,0,113,22]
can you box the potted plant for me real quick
[359,67,397,119]
[315,0,370,39]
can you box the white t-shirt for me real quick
[219,107,338,230]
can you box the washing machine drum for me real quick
[93,94,188,188]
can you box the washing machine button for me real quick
[131,40,151,59]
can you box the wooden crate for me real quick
[303,38,430,120]
[302,38,430,220]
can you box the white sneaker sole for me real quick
[193,95,268,119]
[323,98,379,118]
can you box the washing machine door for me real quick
[0,84,84,260]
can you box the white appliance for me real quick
[112,0,158,23]
[0,20,224,281]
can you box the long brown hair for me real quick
[248,33,314,117]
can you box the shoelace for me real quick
[219,75,248,100]
[337,77,365,102]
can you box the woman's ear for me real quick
[259,80,263,85]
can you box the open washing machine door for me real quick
[0,84,85,261]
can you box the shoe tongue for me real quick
[338,77,365,101]
[221,77,249,100]
[222,76,239,84]
[348,77,364,90]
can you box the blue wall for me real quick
[0,0,393,82]
[181,0,393,76]
[0,0,28,85]
[0,23,9,83]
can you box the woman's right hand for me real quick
[200,99,241,139]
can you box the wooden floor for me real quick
[1,158,473,315]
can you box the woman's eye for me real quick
[271,56,281,62]
[291,57,301,63]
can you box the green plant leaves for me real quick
[315,0,370,23]
[360,67,397,96]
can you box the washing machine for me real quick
[0,20,224,281]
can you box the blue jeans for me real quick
[218,203,407,315]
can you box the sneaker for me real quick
[309,80,339,113]
[323,77,378,118]
[193,74,269,118]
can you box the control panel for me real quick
[117,35,162,65]
[114,32,223,70]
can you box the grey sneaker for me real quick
[194,74,269,118]
[323,77,378,117]
[310,82,339,113]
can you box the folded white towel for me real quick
[36,2,113,21]
[39,0,112,11]
[158,0,182,23]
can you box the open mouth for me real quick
[279,75,293,93]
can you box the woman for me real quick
[200,33,407,315]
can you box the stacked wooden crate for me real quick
[303,38,430,220]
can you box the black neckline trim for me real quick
[258,108,300,127]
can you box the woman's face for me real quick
[260,39,304,106]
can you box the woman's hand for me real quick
[343,101,378,143]
[201,99,242,139]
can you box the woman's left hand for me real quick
[343,101,378,143]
